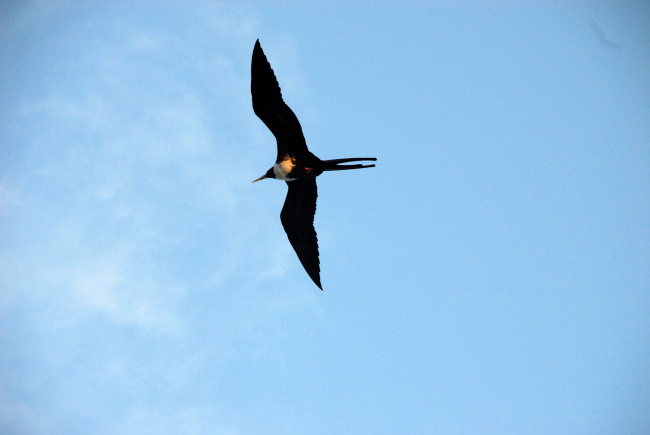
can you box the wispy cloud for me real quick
[1,3,322,433]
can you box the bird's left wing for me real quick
[280,177,322,289]
[251,40,310,161]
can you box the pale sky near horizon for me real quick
[1,2,649,434]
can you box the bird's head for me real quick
[252,167,276,183]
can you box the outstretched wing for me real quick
[280,178,322,289]
[251,39,310,162]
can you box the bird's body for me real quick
[251,39,376,289]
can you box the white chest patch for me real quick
[273,159,297,181]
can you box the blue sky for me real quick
[1,1,648,434]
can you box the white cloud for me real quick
[1,3,323,433]
[68,248,185,332]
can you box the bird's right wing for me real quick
[280,178,322,289]
[251,40,310,161]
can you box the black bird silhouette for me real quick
[251,39,376,289]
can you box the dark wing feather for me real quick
[280,178,322,289]
[251,40,310,162]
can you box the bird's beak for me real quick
[252,174,267,183]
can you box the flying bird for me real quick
[589,20,620,50]
[251,39,376,290]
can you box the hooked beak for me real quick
[252,174,267,183]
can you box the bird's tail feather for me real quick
[322,157,377,171]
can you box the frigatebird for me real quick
[251,39,376,290]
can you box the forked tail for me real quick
[322,157,377,171]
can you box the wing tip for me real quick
[309,267,322,290]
